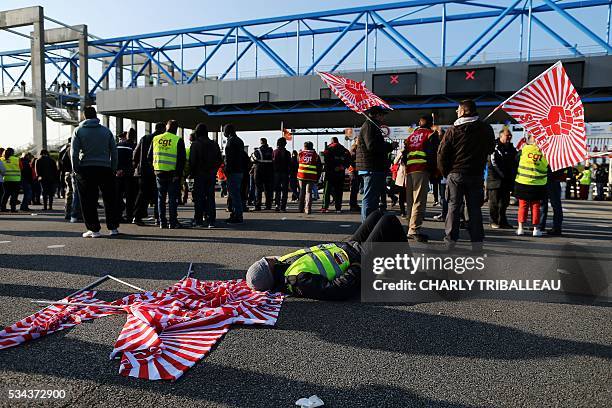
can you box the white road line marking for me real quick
[47,245,66,249]
[339,224,352,228]
[0,240,11,244]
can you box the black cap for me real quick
[366,105,390,115]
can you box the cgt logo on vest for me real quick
[158,139,173,147]
[527,152,543,162]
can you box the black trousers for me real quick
[1,181,19,211]
[75,166,119,232]
[255,172,273,209]
[350,209,407,243]
[40,179,56,209]
[488,187,511,225]
[445,173,485,243]
[274,172,289,210]
[349,173,361,208]
[323,173,345,211]
[134,174,158,221]
[116,175,137,220]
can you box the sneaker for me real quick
[432,214,443,221]
[82,230,102,238]
[132,218,145,226]
[320,208,328,213]
[532,228,543,237]
[207,223,216,229]
[191,220,205,228]
[407,233,429,243]
[305,209,311,215]
[160,223,168,229]
[433,201,440,207]
[490,223,500,229]
[275,207,281,212]
[109,229,119,236]
[169,223,184,229]
[70,217,78,223]
[335,210,342,214]
[516,227,525,236]
[547,228,562,236]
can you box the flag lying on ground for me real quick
[317,71,392,114]
[0,279,284,381]
[0,291,119,350]
[493,61,586,171]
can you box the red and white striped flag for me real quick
[0,291,119,350]
[496,61,586,171]
[317,71,392,114]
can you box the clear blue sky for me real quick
[0,0,609,149]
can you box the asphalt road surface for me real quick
[0,196,610,408]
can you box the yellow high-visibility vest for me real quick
[1,157,21,182]
[152,132,180,171]
[515,144,548,186]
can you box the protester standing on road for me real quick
[514,135,548,237]
[116,130,137,222]
[71,106,120,238]
[0,148,5,207]
[297,141,321,215]
[539,167,565,236]
[348,140,361,212]
[594,163,608,201]
[578,165,592,200]
[356,106,394,222]
[272,137,291,212]
[224,124,245,224]
[400,115,439,242]
[35,149,58,211]
[190,123,222,228]
[290,150,300,202]
[19,153,33,211]
[148,120,186,229]
[251,138,274,211]
[487,128,518,229]
[0,148,20,212]
[438,100,495,248]
[321,136,351,213]
[133,122,164,225]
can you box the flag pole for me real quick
[484,60,563,121]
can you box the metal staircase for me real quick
[45,102,78,126]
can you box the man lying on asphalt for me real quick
[245,210,407,300]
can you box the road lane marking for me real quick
[47,245,66,249]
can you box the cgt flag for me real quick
[317,71,392,114]
[490,61,586,171]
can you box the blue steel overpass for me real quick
[0,0,611,148]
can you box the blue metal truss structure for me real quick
[0,0,610,109]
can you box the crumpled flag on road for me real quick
[0,291,121,350]
[0,278,284,381]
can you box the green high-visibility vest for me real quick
[1,157,21,182]
[515,144,548,186]
[152,132,180,171]
[279,243,351,293]
[579,169,592,185]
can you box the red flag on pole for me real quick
[317,71,392,114]
[493,61,586,171]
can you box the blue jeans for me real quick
[193,173,217,224]
[156,173,179,225]
[540,180,563,231]
[360,171,386,222]
[227,172,243,218]
[20,181,32,210]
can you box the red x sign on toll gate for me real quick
[390,75,399,84]
[465,70,476,80]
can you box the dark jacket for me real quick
[116,140,135,176]
[190,136,222,177]
[133,133,155,177]
[356,120,393,172]
[437,117,495,177]
[58,143,72,173]
[35,156,58,182]
[71,118,117,172]
[322,142,351,174]
[273,147,291,174]
[251,144,274,178]
[224,135,245,174]
[486,139,518,189]
[20,158,33,182]
[595,167,608,183]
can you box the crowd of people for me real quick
[0,101,608,242]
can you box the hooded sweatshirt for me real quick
[71,118,117,172]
